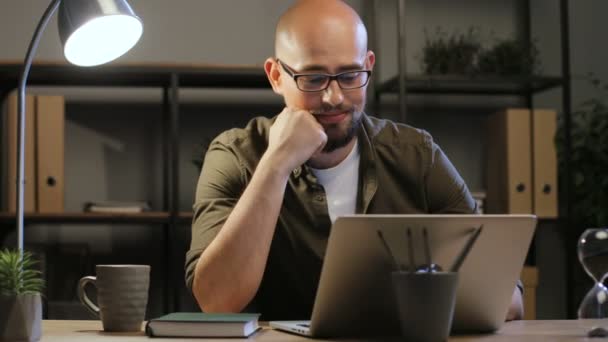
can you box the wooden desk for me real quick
[40,319,604,341]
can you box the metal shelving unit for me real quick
[375,75,564,96]
[369,0,571,123]
[368,0,574,317]
[0,212,172,224]
[0,61,270,315]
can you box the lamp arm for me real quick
[16,0,61,254]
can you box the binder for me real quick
[35,95,65,213]
[2,92,36,212]
[532,109,558,218]
[485,108,533,214]
[520,266,539,320]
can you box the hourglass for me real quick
[578,228,608,319]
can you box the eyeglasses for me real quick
[277,59,372,92]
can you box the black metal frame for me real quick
[559,0,574,318]
[369,0,574,317]
[0,61,270,314]
[0,0,577,317]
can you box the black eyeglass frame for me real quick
[277,59,372,92]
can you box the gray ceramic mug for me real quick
[78,265,150,332]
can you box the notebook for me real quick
[145,312,260,338]
[270,214,537,337]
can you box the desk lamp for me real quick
[15,0,143,255]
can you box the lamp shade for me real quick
[58,0,143,66]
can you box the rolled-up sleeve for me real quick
[184,140,246,290]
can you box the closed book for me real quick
[83,200,151,213]
[145,312,261,338]
[84,206,144,213]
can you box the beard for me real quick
[317,109,363,153]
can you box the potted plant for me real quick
[477,38,541,76]
[556,75,608,230]
[0,249,44,342]
[555,75,608,313]
[420,27,481,75]
[420,27,542,77]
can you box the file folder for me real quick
[35,95,65,213]
[532,109,558,218]
[521,266,538,320]
[485,108,533,214]
[2,92,36,212]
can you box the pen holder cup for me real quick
[391,271,458,342]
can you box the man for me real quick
[186,0,523,321]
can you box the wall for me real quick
[1,0,606,319]
[0,0,295,64]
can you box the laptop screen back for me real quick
[309,214,536,337]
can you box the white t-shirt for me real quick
[310,140,360,224]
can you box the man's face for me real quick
[275,25,375,152]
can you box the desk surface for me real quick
[40,319,604,341]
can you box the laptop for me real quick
[270,214,537,337]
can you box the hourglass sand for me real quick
[578,228,608,336]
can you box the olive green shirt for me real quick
[186,114,477,320]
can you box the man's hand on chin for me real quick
[506,286,524,321]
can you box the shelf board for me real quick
[0,61,270,92]
[178,212,194,223]
[0,212,171,224]
[375,75,564,96]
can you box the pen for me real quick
[450,225,484,272]
[377,230,401,271]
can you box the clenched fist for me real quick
[266,107,328,173]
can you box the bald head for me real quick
[275,0,368,65]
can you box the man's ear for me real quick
[365,50,376,71]
[264,58,283,95]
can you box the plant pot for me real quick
[0,293,42,342]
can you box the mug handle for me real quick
[78,276,100,317]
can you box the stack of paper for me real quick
[83,201,151,213]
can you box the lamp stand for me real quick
[16,0,61,255]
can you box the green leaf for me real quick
[0,249,44,295]
[557,77,608,231]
